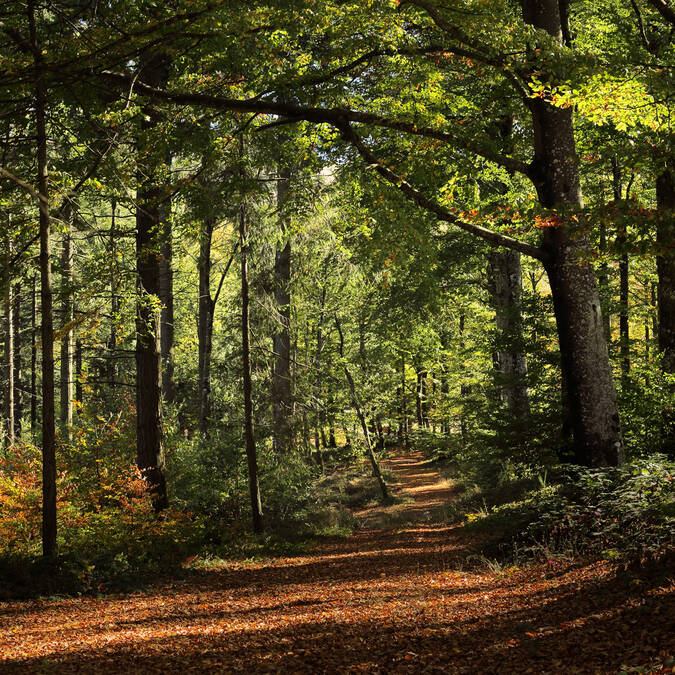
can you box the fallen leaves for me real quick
[0,452,673,673]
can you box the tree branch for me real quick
[100,71,532,176]
[646,0,675,26]
[336,122,547,262]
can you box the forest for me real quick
[0,0,674,672]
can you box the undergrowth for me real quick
[414,429,675,567]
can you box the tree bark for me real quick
[612,158,630,385]
[30,0,57,557]
[239,201,263,533]
[335,314,390,503]
[159,190,175,405]
[135,50,168,510]
[3,240,14,447]
[656,165,674,381]
[198,217,215,437]
[488,249,530,418]
[13,282,22,438]
[60,207,74,439]
[271,166,293,454]
[30,274,37,434]
[523,0,623,467]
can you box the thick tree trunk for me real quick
[13,282,22,438]
[487,249,530,418]
[135,50,168,510]
[271,166,293,454]
[60,210,74,439]
[523,0,623,467]
[30,1,57,557]
[160,196,175,405]
[239,202,263,533]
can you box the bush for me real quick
[465,455,675,565]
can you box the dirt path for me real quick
[1,451,673,674]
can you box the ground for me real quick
[1,451,673,673]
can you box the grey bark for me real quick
[487,249,530,418]
[523,0,623,467]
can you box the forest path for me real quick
[1,449,673,674]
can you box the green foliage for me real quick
[463,456,675,565]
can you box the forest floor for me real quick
[1,450,674,674]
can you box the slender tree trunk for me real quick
[656,164,675,452]
[335,315,390,502]
[3,241,14,447]
[60,208,74,439]
[13,282,22,438]
[108,201,118,385]
[523,0,623,467]
[135,50,168,510]
[239,202,263,533]
[272,166,293,454]
[30,0,57,556]
[459,314,469,440]
[416,369,424,427]
[312,285,327,464]
[656,165,674,382]
[160,192,175,405]
[613,158,630,385]
[74,337,83,408]
[31,274,37,434]
[198,217,215,437]
[487,249,530,417]
[598,221,611,342]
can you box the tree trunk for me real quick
[523,0,623,467]
[487,249,530,418]
[198,217,215,437]
[31,274,37,434]
[75,336,83,409]
[459,314,470,440]
[656,165,674,381]
[3,241,14,447]
[135,50,168,510]
[613,158,630,385]
[60,208,74,440]
[108,201,118,385]
[335,315,390,503]
[160,194,175,405]
[271,166,293,454]
[30,0,57,556]
[239,201,263,533]
[13,282,22,438]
